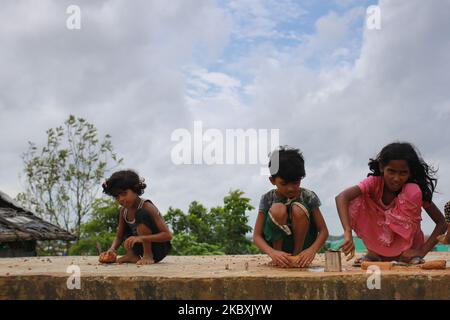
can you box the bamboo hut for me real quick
[0,190,75,257]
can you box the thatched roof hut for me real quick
[0,190,75,257]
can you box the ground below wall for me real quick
[1,253,449,299]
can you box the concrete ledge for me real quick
[1,253,449,300]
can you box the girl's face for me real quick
[380,160,411,193]
[115,189,138,208]
[270,176,301,199]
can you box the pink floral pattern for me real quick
[348,176,425,257]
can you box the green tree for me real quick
[186,201,215,244]
[164,207,189,234]
[170,233,225,256]
[213,190,255,254]
[164,189,260,255]
[16,115,122,242]
[69,198,125,255]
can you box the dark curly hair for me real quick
[102,170,147,197]
[268,145,305,183]
[368,142,437,202]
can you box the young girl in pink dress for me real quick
[335,142,447,264]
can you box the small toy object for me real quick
[325,249,342,272]
[420,260,447,270]
[361,261,393,270]
[99,251,117,264]
[97,243,117,264]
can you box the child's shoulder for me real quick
[401,183,422,199]
[300,187,322,209]
[300,187,319,199]
[259,189,277,201]
[358,175,382,193]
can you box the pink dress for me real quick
[348,175,429,257]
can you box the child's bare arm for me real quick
[404,202,446,258]
[294,208,329,267]
[335,186,361,231]
[138,202,173,243]
[108,209,125,252]
[252,211,274,255]
[335,185,361,260]
[308,208,329,253]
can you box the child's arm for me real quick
[335,185,362,260]
[135,202,173,243]
[294,208,329,267]
[252,211,292,267]
[108,209,125,253]
[401,202,447,260]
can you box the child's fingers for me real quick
[300,258,307,267]
[345,248,355,261]
[341,241,353,253]
[305,256,314,267]
[301,259,310,268]
[276,258,287,268]
[125,238,132,249]
[344,245,354,256]
[280,254,292,267]
[349,250,355,260]
[342,245,351,254]
[298,255,307,267]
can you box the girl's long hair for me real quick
[368,142,437,202]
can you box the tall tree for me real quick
[16,115,122,240]
[213,190,255,254]
[164,190,259,255]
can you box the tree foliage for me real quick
[69,198,125,255]
[16,115,122,240]
[164,190,260,255]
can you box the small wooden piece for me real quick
[420,260,447,270]
[361,261,393,270]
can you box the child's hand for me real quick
[293,248,316,268]
[339,230,355,261]
[269,249,292,268]
[124,236,143,250]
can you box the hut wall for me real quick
[0,240,37,257]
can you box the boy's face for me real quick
[114,189,138,208]
[269,176,301,199]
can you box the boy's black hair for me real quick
[102,170,147,197]
[268,145,305,182]
[368,142,437,202]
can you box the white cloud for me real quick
[1,0,449,237]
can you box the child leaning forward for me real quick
[253,146,329,268]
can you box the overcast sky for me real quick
[1,0,449,236]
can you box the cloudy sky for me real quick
[1,0,449,236]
